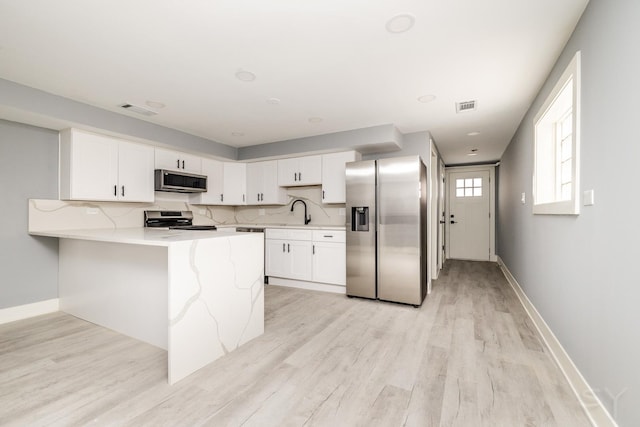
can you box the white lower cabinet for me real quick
[265,229,313,281]
[266,239,313,281]
[311,230,346,286]
[265,228,345,288]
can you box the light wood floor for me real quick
[0,260,591,426]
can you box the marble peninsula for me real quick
[28,200,264,385]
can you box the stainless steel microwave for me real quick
[154,169,207,193]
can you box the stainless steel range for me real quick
[144,210,218,230]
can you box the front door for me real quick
[448,170,491,261]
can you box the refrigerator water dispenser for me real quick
[352,207,369,231]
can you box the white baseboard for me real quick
[0,298,59,325]
[268,277,346,294]
[497,257,617,427]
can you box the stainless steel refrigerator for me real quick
[345,156,427,306]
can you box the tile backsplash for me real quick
[29,187,345,232]
[235,186,345,226]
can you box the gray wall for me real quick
[0,79,237,160]
[238,124,403,160]
[362,131,430,163]
[0,120,59,308]
[497,0,639,424]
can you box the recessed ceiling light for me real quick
[145,100,165,109]
[235,70,256,82]
[266,98,281,105]
[467,131,481,136]
[308,117,323,123]
[417,94,436,103]
[386,14,415,33]
[467,153,478,156]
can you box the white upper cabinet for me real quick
[191,158,224,205]
[155,148,202,174]
[222,162,246,205]
[246,161,287,205]
[118,142,155,202]
[277,155,322,186]
[321,151,361,203]
[191,160,246,205]
[60,129,154,202]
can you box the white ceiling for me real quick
[0,0,588,164]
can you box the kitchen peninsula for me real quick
[28,225,264,385]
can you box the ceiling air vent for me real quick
[119,103,158,116]
[456,100,477,113]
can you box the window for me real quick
[456,177,482,197]
[533,51,581,215]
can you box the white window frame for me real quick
[533,51,581,215]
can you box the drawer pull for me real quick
[323,235,333,238]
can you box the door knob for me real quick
[450,220,457,224]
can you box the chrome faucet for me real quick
[291,199,311,225]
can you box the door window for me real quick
[456,178,482,197]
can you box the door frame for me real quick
[438,158,445,271]
[430,146,439,282]
[445,165,497,262]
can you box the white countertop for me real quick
[30,227,249,247]
[220,224,346,231]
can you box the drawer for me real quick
[312,230,346,243]
[266,228,313,241]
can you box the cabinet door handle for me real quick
[182,160,185,169]
[221,194,224,202]
[298,172,301,181]
[312,245,315,255]
[121,185,125,197]
[282,243,285,252]
[261,193,264,201]
[114,185,117,196]
[243,194,245,202]
[322,190,325,199]
[287,243,290,253]
[324,235,333,238]
[293,172,297,181]
[177,159,180,169]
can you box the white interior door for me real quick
[448,170,491,261]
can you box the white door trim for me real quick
[430,145,439,282]
[445,165,496,262]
